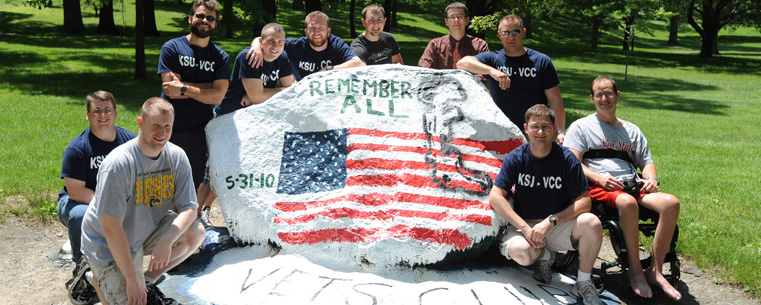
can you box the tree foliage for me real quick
[688,0,761,57]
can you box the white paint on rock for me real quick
[206,65,526,266]
[159,245,619,305]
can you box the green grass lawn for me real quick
[1,0,760,295]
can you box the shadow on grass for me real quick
[559,69,728,116]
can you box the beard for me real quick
[190,22,215,39]
[308,36,327,48]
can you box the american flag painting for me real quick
[206,66,526,265]
[273,127,522,250]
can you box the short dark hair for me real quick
[499,14,524,29]
[190,0,220,18]
[524,104,555,126]
[362,4,385,19]
[86,90,116,112]
[445,2,468,17]
[261,22,285,38]
[590,75,618,95]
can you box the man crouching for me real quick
[489,104,603,305]
[79,97,205,305]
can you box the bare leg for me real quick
[507,238,544,267]
[615,194,652,298]
[571,213,602,274]
[640,192,682,301]
[88,272,110,305]
[196,183,215,215]
[144,222,205,279]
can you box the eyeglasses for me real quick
[446,15,466,21]
[365,18,385,25]
[194,13,216,22]
[593,90,616,99]
[528,125,553,132]
[500,29,522,37]
[91,108,113,115]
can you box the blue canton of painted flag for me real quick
[277,129,348,195]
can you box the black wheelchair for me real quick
[553,201,680,289]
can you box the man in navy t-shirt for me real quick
[458,14,567,144]
[489,104,603,305]
[157,0,229,191]
[216,22,295,116]
[58,90,136,265]
[246,11,363,81]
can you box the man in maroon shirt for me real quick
[418,2,489,71]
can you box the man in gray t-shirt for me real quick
[564,76,681,301]
[79,97,205,305]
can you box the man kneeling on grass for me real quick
[74,97,205,305]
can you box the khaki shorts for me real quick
[87,211,184,305]
[499,218,577,260]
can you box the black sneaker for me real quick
[199,206,213,229]
[146,283,180,305]
[66,257,95,305]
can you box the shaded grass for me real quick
[1,0,761,296]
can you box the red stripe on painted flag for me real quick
[274,207,492,226]
[278,225,474,249]
[347,143,503,168]
[347,173,488,194]
[275,192,492,212]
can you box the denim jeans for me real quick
[57,194,88,262]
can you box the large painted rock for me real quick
[206,65,525,266]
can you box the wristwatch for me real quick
[647,176,660,186]
[180,84,187,96]
[548,214,558,226]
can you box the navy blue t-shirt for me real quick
[493,142,588,219]
[284,34,357,81]
[216,47,293,115]
[59,127,137,201]
[475,48,560,128]
[157,37,230,131]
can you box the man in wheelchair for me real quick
[565,76,681,301]
[490,105,604,305]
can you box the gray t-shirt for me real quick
[564,114,653,180]
[81,139,198,263]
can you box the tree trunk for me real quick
[262,0,276,23]
[304,0,321,14]
[591,14,600,49]
[391,0,397,27]
[135,0,146,78]
[667,15,679,45]
[523,10,533,39]
[143,0,159,36]
[96,0,120,35]
[292,0,303,11]
[349,0,356,37]
[382,0,392,32]
[63,0,86,34]
[224,0,233,38]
